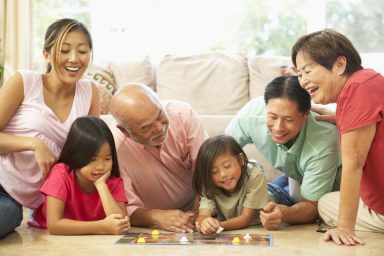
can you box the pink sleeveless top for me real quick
[0,70,92,209]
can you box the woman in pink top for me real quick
[31,116,129,235]
[292,29,384,246]
[0,18,100,238]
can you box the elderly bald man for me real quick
[109,83,208,233]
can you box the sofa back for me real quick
[87,53,295,115]
[156,53,249,115]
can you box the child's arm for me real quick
[219,207,256,231]
[46,196,130,235]
[94,172,128,217]
[196,209,221,234]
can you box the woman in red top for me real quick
[292,29,384,246]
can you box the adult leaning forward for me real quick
[292,28,384,246]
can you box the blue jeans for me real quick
[0,185,23,238]
[267,174,294,206]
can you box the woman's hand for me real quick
[311,106,336,124]
[323,226,364,246]
[32,138,57,179]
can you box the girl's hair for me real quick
[44,18,93,73]
[193,135,248,199]
[264,75,311,114]
[59,116,120,177]
[291,29,362,76]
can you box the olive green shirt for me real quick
[199,166,268,225]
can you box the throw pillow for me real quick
[87,65,117,114]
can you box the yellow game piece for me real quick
[151,229,160,236]
[232,237,241,244]
[137,237,146,243]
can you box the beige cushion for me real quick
[156,52,250,115]
[248,55,295,99]
[108,56,155,90]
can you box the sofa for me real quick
[90,52,295,181]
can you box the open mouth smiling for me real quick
[65,66,81,72]
[308,86,318,96]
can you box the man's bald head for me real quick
[110,83,169,146]
[110,83,159,126]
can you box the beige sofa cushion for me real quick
[156,52,249,115]
[108,56,155,90]
[248,55,295,99]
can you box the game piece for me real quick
[216,227,224,234]
[179,235,189,243]
[137,237,146,243]
[232,237,241,244]
[243,233,252,240]
[151,229,160,236]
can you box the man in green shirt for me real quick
[225,76,341,230]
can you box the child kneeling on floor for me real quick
[29,116,130,235]
[193,135,269,234]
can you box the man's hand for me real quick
[323,226,364,246]
[260,201,286,230]
[152,209,195,233]
[311,106,336,124]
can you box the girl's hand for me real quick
[32,138,57,179]
[102,214,130,235]
[94,170,111,185]
[199,217,221,235]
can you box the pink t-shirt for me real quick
[110,100,208,215]
[0,71,93,209]
[336,69,384,215]
[33,163,127,228]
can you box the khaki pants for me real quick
[318,192,384,232]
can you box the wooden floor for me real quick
[0,209,383,256]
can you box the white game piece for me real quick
[243,233,252,240]
[180,235,189,243]
[216,227,224,234]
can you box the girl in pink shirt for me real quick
[31,116,130,235]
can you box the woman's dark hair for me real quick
[193,135,248,199]
[44,18,93,73]
[291,29,362,76]
[59,116,120,177]
[264,75,311,114]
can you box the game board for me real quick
[115,231,272,246]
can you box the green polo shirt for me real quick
[225,97,341,201]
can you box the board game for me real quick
[115,231,272,246]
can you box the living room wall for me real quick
[1,0,384,85]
